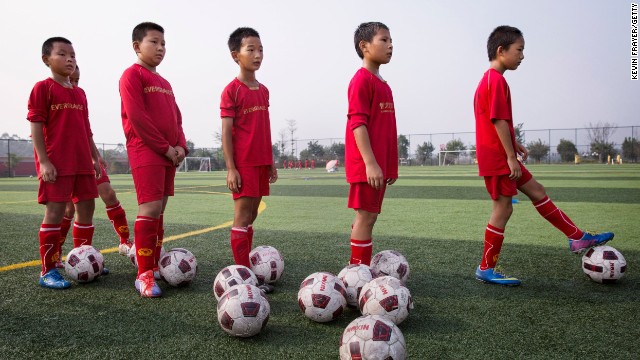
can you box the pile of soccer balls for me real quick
[581,245,627,284]
[297,249,412,360]
[213,245,284,337]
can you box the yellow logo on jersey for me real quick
[137,248,153,256]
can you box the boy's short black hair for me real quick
[42,37,72,57]
[228,27,260,52]
[132,22,164,42]
[354,22,389,59]
[487,26,523,61]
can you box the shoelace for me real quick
[47,270,65,282]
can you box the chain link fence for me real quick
[2,126,638,177]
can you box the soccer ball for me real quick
[217,284,270,337]
[128,244,165,267]
[371,250,410,284]
[338,264,375,308]
[359,276,413,325]
[64,245,104,283]
[158,248,198,287]
[249,245,284,284]
[213,265,259,301]
[582,245,627,284]
[339,314,406,360]
[297,272,347,323]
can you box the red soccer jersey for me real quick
[345,68,398,183]
[27,78,95,177]
[473,68,517,176]
[220,78,273,167]
[119,64,187,169]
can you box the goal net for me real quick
[438,150,476,166]
[178,157,211,172]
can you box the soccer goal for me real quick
[438,150,476,166]
[178,157,211,172]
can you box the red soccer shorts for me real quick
[131,165,176,204]
[96,164,110,186]
[233,165,271,200]
[348,182,387,214]
[484,161,533,200]
[38,174,98,204]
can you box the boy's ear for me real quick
[41,54,50,67]
[495,45,505,58]
[132,41,141,53]
[230,50,239,63]
[358,40,368,55]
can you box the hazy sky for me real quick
[1,0,637,149]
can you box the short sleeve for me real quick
[27,82,49,123]
[220,85,237,119]
[489,75,511,122]
[347,74,371,130]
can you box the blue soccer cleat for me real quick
[135,270,162,298]
[39,269,71,289]
[475,266,521,286]
[569,231,614,254]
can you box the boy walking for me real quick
[119,22,188,297]
[56,65,132,270]
[28,37,102,289]
[345,22,398,265]
[473,26,614,286]
[220,27,277,290]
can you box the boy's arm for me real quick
[174,106,187,164]
[30,122,56,182]
[353,125,384,190]
[221,117,241,193]
[494,120,521,180]
[89,137,102,179]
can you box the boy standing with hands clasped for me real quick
[27,37,102,289]
[345,22,398,265]
[473,26,614,286]
[220,27,277,291]
[119,22,188,298]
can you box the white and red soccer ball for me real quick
[64,245,104,283]
[217,284,270,337]
[371,250,410,285]
[213,265,259,301]
[249,245,284,284]
[359,276,413,325]
[158,248,198,287]
[582,245,627,284]
[298,272,347,323]
[338,264,375,308]
[339,314,407,360]
[128,244,165,267]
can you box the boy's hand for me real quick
[39,160,57,183]
[93,161,102,180]
[268,165,278,183]
[165,146,179,166]
[507,156,522,180]
[227,169,241,193]
[175,146,186,164]
[386,178,397,186]
[366,162,384,190]
[516,143,529,162]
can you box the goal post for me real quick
[178,157,212,172]
[438,150,476,166]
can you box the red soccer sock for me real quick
[533,196,583,240]
[350,239,373,265]
[230,227,251,267]
[58,216,73,258]
[134,216,159,276]
[39,223,61,276]
[154,214,164,268]
[106,202,130,244]
[73,222,94,247]
[480,224,505,270]
[247,224,254,250]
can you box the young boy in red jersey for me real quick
[56,65,132,270]
[220,27,277,292]
[345,22,398,265]
[27,37,102,289]
[119,22,188,298]
[473,26,614,286]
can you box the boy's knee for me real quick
[99,187,118,205]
